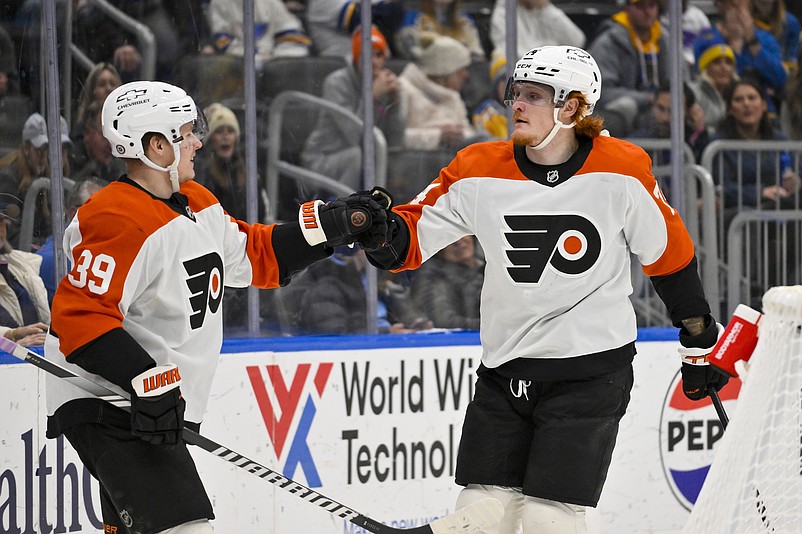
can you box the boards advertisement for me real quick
[0,332,738,533]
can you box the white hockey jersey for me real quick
[391,136,695,370]
[45,179,283,423]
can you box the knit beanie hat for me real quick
[489,49,507,84]
[351,25,389,64]
[204,103,240,137]
[415,34,471,77]
[695,36,736,73]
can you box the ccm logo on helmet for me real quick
[503,214,602,284]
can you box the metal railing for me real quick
[19,177,76,253]
[726,211,802,317]
[265,90,388,222]
[700,139,802,314]
[84,0,156,81]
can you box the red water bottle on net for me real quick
[708,304,763,377]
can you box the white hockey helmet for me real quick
[504,45,601,114]
[102,81,207,191]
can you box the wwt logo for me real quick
[246,363,333,487]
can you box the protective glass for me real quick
[503,80,555,108]
[192,109,209,141]
[174,111,209,143]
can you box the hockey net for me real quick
[683,286,802,533]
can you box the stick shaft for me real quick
[1,337,447,533]
[709,389,729,430]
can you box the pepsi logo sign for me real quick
[658,371,741,510]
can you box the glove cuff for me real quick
[132,364,182,398]
[679,321,724,365]
[679,315,716,347]
[299,200,327,246]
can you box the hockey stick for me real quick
[0,337,503,534]
[709,389,729,430]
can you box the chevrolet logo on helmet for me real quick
[116,88,148,102]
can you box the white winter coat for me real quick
[398,62,475,150]
[0,249,50,337]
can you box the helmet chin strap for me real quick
[529,106,576,151]
[140,144,182,193]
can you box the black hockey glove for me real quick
[298,190,388,248]
[356,186,395,251]
[130,364,185,448]
[678,317,730,401]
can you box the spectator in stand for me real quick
[780,62,802,139]
[395,0,484,60]
[661,0,711,74]
[693,0,786,114]
[194,102,264,223]
[72,62,121,140]
[752,0,800,76]
[73,0,209,82]
[630,84,709,163]
[207,0,311,66]
[72,2,141,82]
[472,51,509,140]
[0,113,72,249]
[301,25,405,191]
[70,101,126,183]
[398,34,480,150]
[193,102,266,333]
[283,246,431,334]
[713,78,800,213]
[0,23,19,97]
[306,0,405,57]
[0,195,49,347]
[411,235,482,330]
[12,0,70,98]
[689,38,738,132]
[714,77,800,297]
[36,178,106,303]
[490,0,585,59]
[588,0,670,137]
[0,23,32,150]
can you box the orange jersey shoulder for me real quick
[583,136,694,276]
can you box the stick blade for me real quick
[429,498,504,534]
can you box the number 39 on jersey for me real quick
[68,249,117,295]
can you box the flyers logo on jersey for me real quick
[184,252,224,329]
[503,214,601,284]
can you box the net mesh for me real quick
[683,286,802,533]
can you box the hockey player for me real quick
[364,46,729,533]
[43,80,389,534]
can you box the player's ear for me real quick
[562,97,580,118]
[143,132,166,157]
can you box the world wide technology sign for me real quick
[199,346,478,533]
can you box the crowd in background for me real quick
[0,0,800,338]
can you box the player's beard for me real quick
[511,130,538,146]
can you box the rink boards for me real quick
[0,330,741,533]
